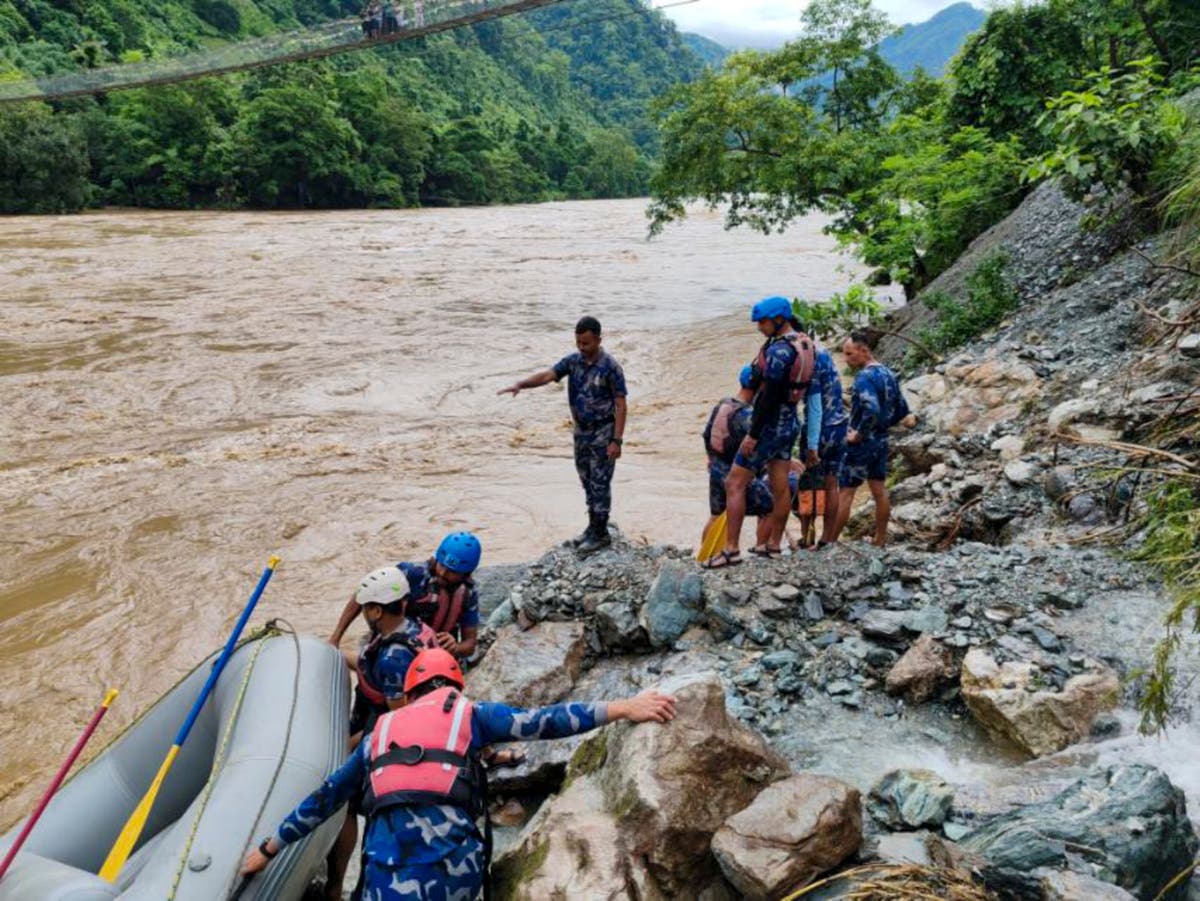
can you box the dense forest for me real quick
[0,0,705,212]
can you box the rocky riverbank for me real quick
[458,181,1200,901]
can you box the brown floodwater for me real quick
[0,198,871,827]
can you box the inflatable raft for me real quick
[0,632,349,901]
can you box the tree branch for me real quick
[1133,247,1200,279]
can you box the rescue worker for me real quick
[702,365,776,547]
[330,532,483,661]
[705,297,821,567]
[498,316,627,555]
[829,330,917,547]
[793,333,848,549]
[240,649,676,901]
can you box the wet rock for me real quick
[594,599,644,650]
[711,774,862,901]
[867,769,955,830]
[960,764,1198,901]
[802,593,825,621]
[960,649,1119,757]
[1040,870,1138,901]
[885,635,957,704]
[640,561,704,648]
[467,621,585,707]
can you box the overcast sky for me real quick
[662,0,979,49]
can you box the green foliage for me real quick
[914,253,1020,357]
[1160,91,1200,268]
[1130,479,1200,734]
[792,283,882,340]
[0,101,91,212]
[1027,58,1185,200]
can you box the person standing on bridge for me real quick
[498,316,627,556]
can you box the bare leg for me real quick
[820,472,840,544]
[755,516,772,547]
[763,459,791,549]
[326,811,357,901]
[830,483,858,543]
[867,479,891,546]
[723,465,754,553]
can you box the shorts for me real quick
[733,418,798,471]
[809,421,847,481]
[709,462,775,517]
[837,436,889,488]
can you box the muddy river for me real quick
[0,199,873,824]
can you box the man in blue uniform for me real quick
[796,339,849,548]
[499,316,628,555]
[330,532,483,661]
[702,366,776,548]
[705,297,821,567]
[241,649,676,901]
[830,331,916,547]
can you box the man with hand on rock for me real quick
[830,330,916,547]
[498,316,628,556]
[241,648,676,901]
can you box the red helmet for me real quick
[404,648,465,694]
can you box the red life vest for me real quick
[755,331,816,405]
[705,397,749,463]
[365,686,485,815]
[356,622,439,708]
[410,580,469,634]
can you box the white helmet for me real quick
[354,565,411,608]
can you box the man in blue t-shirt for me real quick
[830,331,916,547]
[499,316,628,555]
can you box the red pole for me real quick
[0,688,119,882]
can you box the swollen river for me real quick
[0,199,872,824]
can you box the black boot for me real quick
[577,513,611,555]
[569,513,595,547]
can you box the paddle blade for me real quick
[99,744,180,882]
[697,512,728,562]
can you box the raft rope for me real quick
[162,620,302,901]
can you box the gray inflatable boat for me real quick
[0,632,349,901]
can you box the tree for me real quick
[800,0,895,133]
[0,102,91,213]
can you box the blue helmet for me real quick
[436,531,482,574]
[738,364,756,390]
[751,296,793,322]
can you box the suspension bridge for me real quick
[0,0,573,104]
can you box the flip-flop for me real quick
[701,549,742,569]
[748,545,782,558]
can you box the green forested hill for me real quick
[0,0,703,212]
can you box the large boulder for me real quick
[885,635,957,704]
[960,648,1118,757]
[907,357,1042,437]
[467,621,585,707]
[639,561,704,647]
[1041,871,1138,901]
[960,764,1199,901]
[710,774,862,901]
[867,769,954,830]
[497,671,790,899]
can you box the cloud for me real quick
[663,0,977,49]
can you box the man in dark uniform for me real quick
[499,316,628,555]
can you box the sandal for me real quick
[748,545,782,558]
[701,549,742,569]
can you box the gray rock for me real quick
[813,631,841,649]
[1067,493,1102,523]
[961,764,1199,901]
[903,606,950,635]
[1030,626,1062,652]
[1003,460,1039,486]
[1179,332,1200,358]
[761,651,800,671]
[868,769,955,830]
[486,598,516,630]
[706,603,741,642]
[826,680,855,696]
[594,600,644,650]
[640,562,704,648]
[734,665,762,688]
[1043,466,1076,501]
[770,583,802,601]
[1040,870,1138,901]
[802,593,826,621]
[860,610,907,642]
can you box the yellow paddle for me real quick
[99,556,280,882]
[697,512,728,563]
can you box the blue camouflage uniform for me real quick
[552,351,627,517]
[349,617,430,737]
[807,348,848,479]
[838,362,910,488]
[736,335,821,472]
[396,561,481,636]
[274,700,608,901]
[704,400,773,516]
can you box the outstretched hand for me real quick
[497,384,521,397]
[612,690,676,724]
[240,847,270,877]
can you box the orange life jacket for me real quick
[755,331,816,405]
[356,622,439,708]
[410,581,469,635]
[365,685,485,815]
